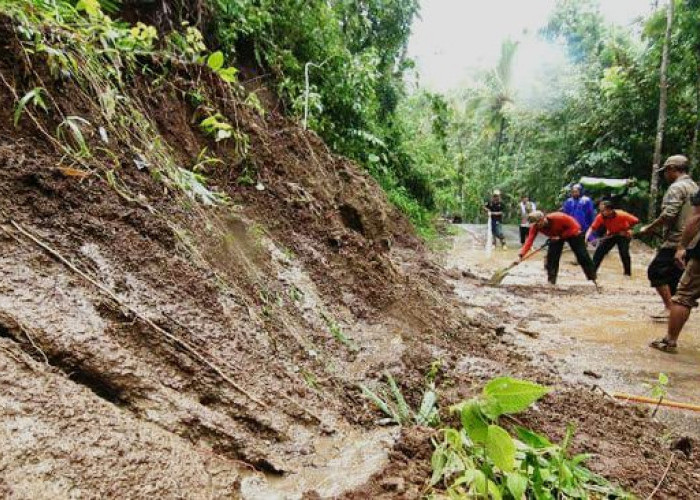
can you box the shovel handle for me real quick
[518,241,549,263]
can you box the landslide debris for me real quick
[0,4,699,499]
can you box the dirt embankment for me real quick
[0,13,699,499]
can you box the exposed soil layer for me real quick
[1,14,699,499]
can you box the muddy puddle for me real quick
[446,224,700,434]
[240,426,398,499]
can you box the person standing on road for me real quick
[638,155,699,321]
[650,189,700,352]
[517,211,597,285]
[485,190,507,249]
[519,195,536,244]
[562,184,596,234]
[585,200,639,276]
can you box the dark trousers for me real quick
[546,234,596,284]
[593,235,631,275]
[648,248,685,294]
[519,225,529,244]
[491,220,505,244]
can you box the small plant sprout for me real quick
[359,370,439,427]
[14,87,48,127]
[320,312,358,352]
[199,113,234,142]
[56,116,91,156]
[207,51,238,83]
[644,372,669,418]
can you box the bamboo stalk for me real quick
[613,392,700,412]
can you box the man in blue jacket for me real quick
[562,184,595,234]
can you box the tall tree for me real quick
[649,0,674,218]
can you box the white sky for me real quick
[408,0,655,93]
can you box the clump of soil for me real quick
[0,12,699,499]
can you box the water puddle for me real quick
[240,426,397,499]
[446,224,700,433]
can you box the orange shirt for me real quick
[589,210,639,235]
[519,212,581,256]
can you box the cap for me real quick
[527,210,545,223]
[657,154,689,172]
[493,189,501,196]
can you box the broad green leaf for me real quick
[218,67,238,83]
[483,377,551,415]
[514,426,553,449]
[658,373,668,385]
[486,424,516,472]
[461,400,488,443]
[506,472,528,499]
[207,51,224,71]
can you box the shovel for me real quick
[489,241,549,285]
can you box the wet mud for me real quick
[2,15,700,497]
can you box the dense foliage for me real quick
[207,0,438,235]
[398,0,700,223]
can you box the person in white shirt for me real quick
[519,195,536,244]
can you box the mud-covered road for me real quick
[444,224,700,435]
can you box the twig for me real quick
[162,311,323,424]
[18,321,49,365]
[4,220,268,410]
[646,453,674,500]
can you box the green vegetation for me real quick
[644,372,669,418]
[397,0,700,223]
[360,370,439,426]
[429,377,630,499]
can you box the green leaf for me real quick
[14,88,47,127]
[461,400,488,443]
[658,373,668,385]
[218,67,238,83]
[514,426,553,449]
[506,472,528,499]
[430,446,447,485]
[486,424,516,472]
[482,377,551,416]
[207,51,224,71]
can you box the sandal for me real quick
[649,338,678,354]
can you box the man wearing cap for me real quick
[650,189,700,352]
[562,184,596,234]
[639,155,699,321]
[484,190,507,249]
[517,211,597,285]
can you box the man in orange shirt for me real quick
[585,200,639,276]
[518,211,597,285]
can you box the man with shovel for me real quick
[585,200,639,277]
[517,211,597,285]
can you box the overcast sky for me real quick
[408,0,655,93]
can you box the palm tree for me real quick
[469,39,518,170]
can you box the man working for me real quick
[585,200,639,276]
[650,189,700,353]
[518,211,597,285]
[484,190,507,249]
[562,183,596,234]
[639,155,699,321]
[519,195,536,244]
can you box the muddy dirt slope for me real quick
[1,11,699,499]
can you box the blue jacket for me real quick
[562,196,595,232]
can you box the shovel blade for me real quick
[488,267,510,285]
